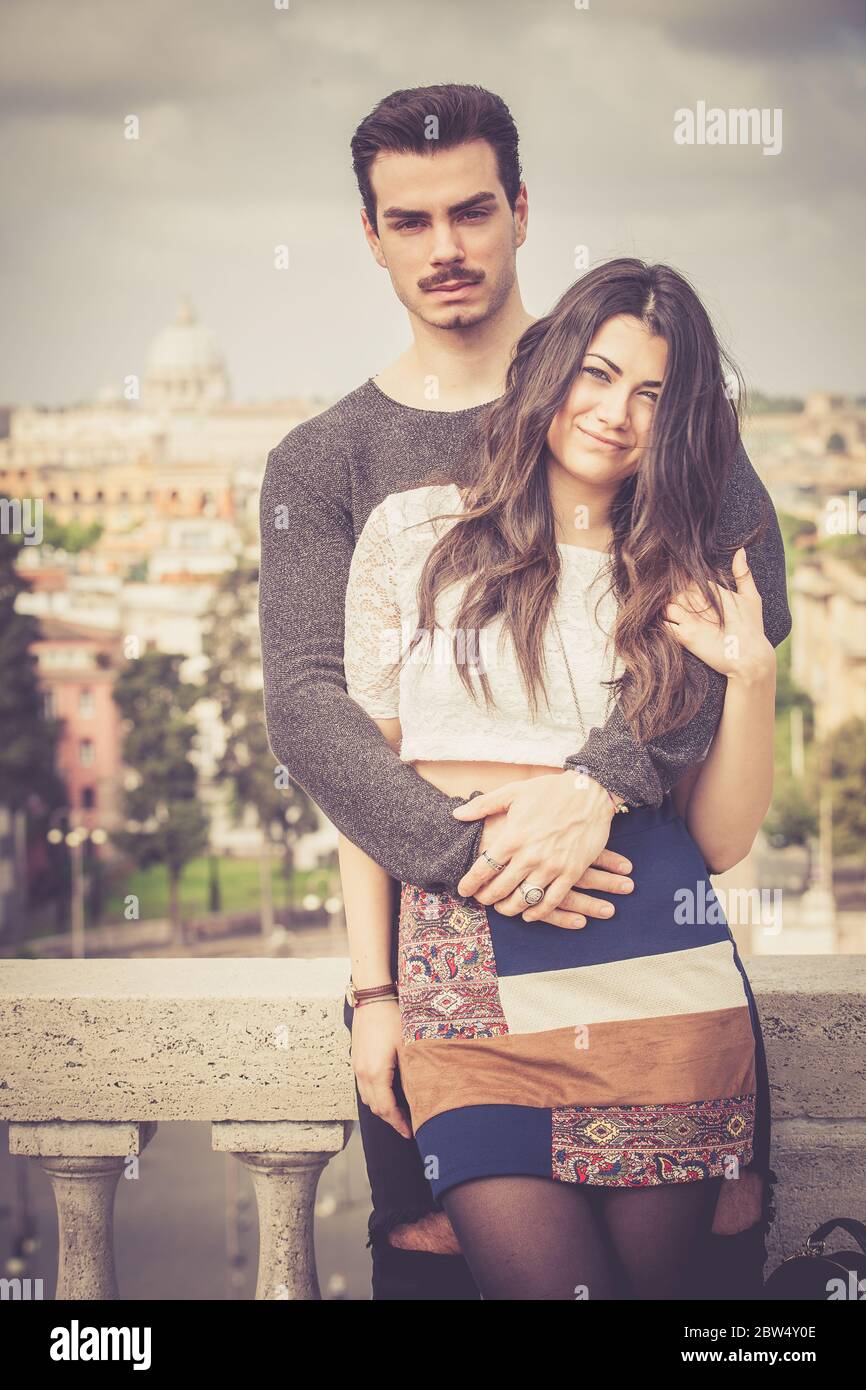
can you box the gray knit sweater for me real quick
[258,378,791,892]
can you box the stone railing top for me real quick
[0,957,348,999]
[0,958,354,1124]
[1,955,864,1125]
[743,953,866,997]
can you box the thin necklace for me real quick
[550,606,618,744]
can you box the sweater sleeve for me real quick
[257,426,483,890]
[562,437,792,807]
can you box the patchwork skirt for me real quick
[396,794,775,1235]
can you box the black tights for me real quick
[440,1173,723,1301]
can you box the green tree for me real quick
[764,772,818,850]
[825,718,866,859]
[0,520,66,937]
[772,631,813,726]
[207,853,221,912]
[746,394,805,415]
[0,526,64,809]
[41,513,104,553]
[112,650,209,945]
[819,533,866,577]
[776,511,817,577]
[201,562,317,930]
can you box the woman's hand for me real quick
[350,1000,414,1140]
[662,546,775,682]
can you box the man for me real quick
[258,83,790,1300]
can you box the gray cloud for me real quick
[3,0,864,404]
[608,0,865,57]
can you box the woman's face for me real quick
[546,314,668,487]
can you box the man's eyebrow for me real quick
[447,190,498,215]
[585,352,663,389]
[381,190,499,221]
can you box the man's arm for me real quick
[258,427,483,892]
[563,439,792,807]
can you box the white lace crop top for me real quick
[343,483,625,768]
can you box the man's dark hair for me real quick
[350,84,522,233]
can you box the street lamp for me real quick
[45,813,108,958]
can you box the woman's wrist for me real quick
[346,977,398,1007]
[349,969,394,989]
[349,952,394,989]
[725,646,776,689]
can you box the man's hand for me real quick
[452,772,631,923]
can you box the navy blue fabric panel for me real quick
[415,1104,553,1200]
[487,806,732,977]
[605,791,680,842]
[727,937,772,1179]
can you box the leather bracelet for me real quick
[345,978,399,1007]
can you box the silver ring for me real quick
[481,849,507,871]
[520,882,546,908]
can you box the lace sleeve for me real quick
[343,499,402,719]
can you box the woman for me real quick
[339,258,778,1300]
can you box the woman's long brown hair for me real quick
[388,257,770,743]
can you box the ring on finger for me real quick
[520,881,546,908]
[481,849,507,871]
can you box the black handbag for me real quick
[761,1217,866,1300]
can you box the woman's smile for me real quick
[575,422,631,450]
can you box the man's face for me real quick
[361,138,527,330]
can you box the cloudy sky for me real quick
[3,0,865,407]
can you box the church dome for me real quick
[142,297,230,409]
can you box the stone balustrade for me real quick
[0,959,354,1299]
[0,955,864,1299]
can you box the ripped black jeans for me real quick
[343,901,482,1300]
[343,895,778,1302]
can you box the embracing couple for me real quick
[259,83,790,1302]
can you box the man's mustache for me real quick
[419,270,485,290]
